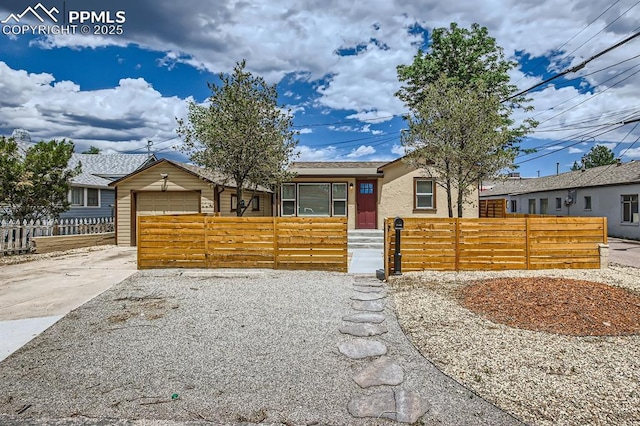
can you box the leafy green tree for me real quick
[396,23,537,217]
[571,145,616,170]
[177,60,298,216]
[82,146,101,154]
[402,76,513,217]
[0,137,79,222]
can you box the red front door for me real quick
[356,180,377,229]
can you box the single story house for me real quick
[480,160,640,239]
[109,156,477,246]
[61,153,156,220]
[109,159,273,246]
[283,158,477,230]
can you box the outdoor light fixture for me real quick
[349,183,354,190]
[160,173,169,192]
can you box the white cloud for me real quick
[295,145,337,161]
[568,147,585,154]
[391,144,405,156]
[4,0,640,151]
[346,145,376,158]
[0,61,188,153]
[621,148,640,159]
[597,142,618,151]
[298,128,313,134]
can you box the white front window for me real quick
[622,194,638,223]
[69,187,101,208]
[280,183,348,217]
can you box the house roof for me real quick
[69,153,155,187]
[290,161,389,177]
[109,158,273,192]
[481,160,640,197]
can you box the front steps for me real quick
[348,229,384,250]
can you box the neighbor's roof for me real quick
[109,158,273,192]
[481,160,640,197]
[69,153,155,187]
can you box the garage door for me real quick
[137,191,201,216]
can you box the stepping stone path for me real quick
[350,292,386,301]
[352,300,386,312]
[342,312,386,324]
[353,281,383,288]
[338,338,387,359]
[339,323,388,337]
[339,276,430,423]
[353,287,383,294]
[353,356,404,388]
[348,390,430,423]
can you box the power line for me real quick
[560,0,640,62]
[511,0,624,86]
[504,30,640,101]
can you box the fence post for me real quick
[454,218,460,271]
[525,217,531,270]
[203,215,210,267]
[273,217,279,269]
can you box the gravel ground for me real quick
[0,269,520,425]
[389,264,640,426]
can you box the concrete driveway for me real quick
[0,246,137,361]
[608,237,640,268]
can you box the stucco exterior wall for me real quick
[378,161,478,228]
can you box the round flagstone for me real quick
[337,338,387,359]
[394,390,431,423]
[351,292,386,301]
[353,356,404,388]
[339,323,388,337]
[347,391,395,420]
[342,312,386,324]
[352,300,386,312]
[347,390,430,423]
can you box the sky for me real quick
[0,0,639,178]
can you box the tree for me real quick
[0,137,79,222]
[396,23,537,217]
[82,146,101,154]
[571,145,616,170]
[402,76,513,217]
[177,60,298,216]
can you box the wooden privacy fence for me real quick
[137,215,348,272]
[384,217,607,275]
[479,199,507,218]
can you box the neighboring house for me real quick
[60,153,156,220]
[480,160,640,239]
[284,158,478,230]
[108,159,273,246]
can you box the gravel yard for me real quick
[389,264,640,426]
[0,268,521,426]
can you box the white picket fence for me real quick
[0,217,114,255]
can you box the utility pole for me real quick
[146,140,153,158]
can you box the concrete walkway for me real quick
[349,248,384,274]
[0,246,137,361]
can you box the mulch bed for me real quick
[460,277,640,336]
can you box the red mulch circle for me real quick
[460,277,640,336]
